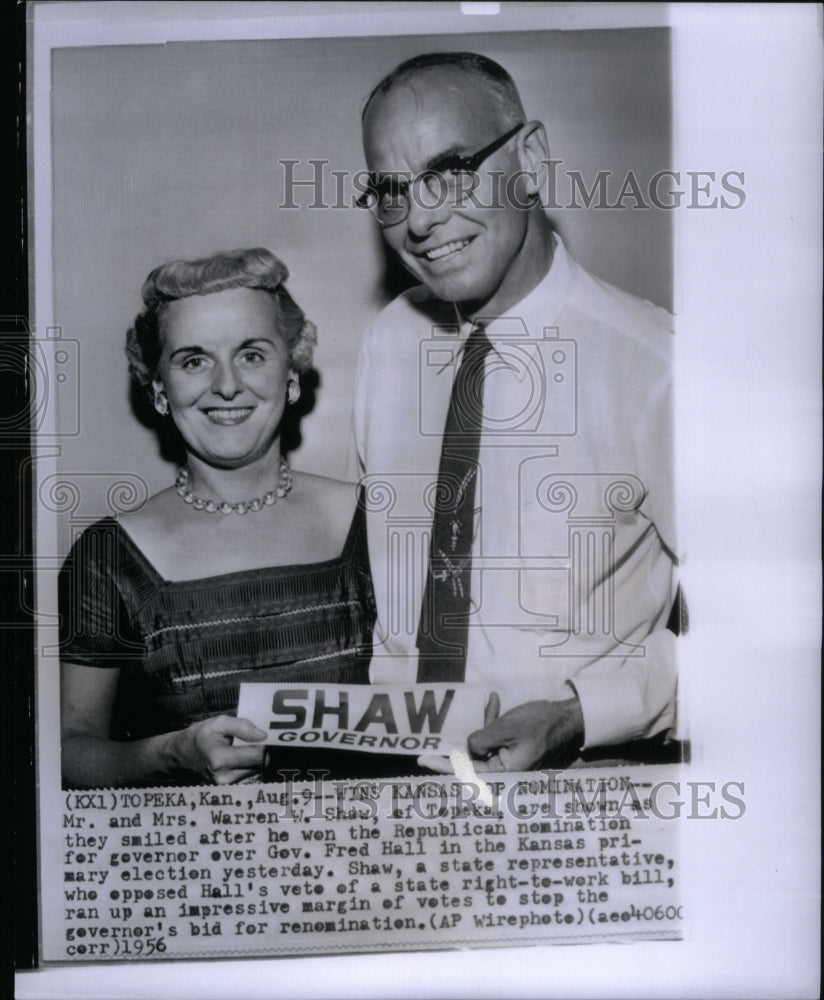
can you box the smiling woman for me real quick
[156,288,292,472]
[58,249,376,789]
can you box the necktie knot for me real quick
[444,324,493,443]
[465,321,491,350]
[461,323,494,368]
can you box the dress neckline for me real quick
[102,498,364,588]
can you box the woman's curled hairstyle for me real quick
[126,247,317,390]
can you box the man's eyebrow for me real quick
[368,145,472,185]
[424,146,471,170]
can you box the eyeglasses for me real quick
[357,122,524,226]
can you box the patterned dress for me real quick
[58,500,375,754]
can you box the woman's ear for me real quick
[151,378,169,417]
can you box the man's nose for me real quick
[404,179,452,238]
[211,360,242,398]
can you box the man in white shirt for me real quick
[353,52,678,771]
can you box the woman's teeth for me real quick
[205,407,253,424]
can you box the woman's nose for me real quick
[211,360,242,398]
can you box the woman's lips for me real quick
[202,407,254,425]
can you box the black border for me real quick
[5,0,37,976]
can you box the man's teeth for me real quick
[424,239,470,261]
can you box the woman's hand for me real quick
[165,715,267,784]
[61,663,267,788]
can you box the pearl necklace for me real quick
[175,457,292,514]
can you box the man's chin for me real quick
[411,269,490,308]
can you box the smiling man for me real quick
[352,52,679,771]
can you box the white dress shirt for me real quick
[352,236,677,748]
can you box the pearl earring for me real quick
[287,371,300,405]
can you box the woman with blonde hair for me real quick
[60,248,375,788]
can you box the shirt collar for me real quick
[458,232,577,342]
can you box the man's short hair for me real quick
[362,51,526,129]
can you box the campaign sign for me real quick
[236,684,487,758]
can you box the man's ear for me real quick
[516,120,551,202]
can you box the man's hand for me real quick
[419,693,584,774]
[468,694,584,771]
